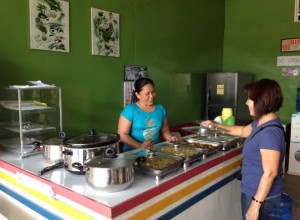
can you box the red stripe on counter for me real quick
[111,147,243,218]
[0,147,243,219]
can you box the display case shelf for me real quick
[0,86,62,157]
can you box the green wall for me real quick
[0,0,225,135]
[223,0,299,123]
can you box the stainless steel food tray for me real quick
[187,135,244,151]
[152,143,204,169]
[123,150,183,180]
[181,126,227,136]
[183,138,221,157]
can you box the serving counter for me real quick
[0,142,243,219]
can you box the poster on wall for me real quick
[29,0,69,52]
[123,65,148,106]
[123,81,135,106]
[124,65,148,81]
[91,8,120,57]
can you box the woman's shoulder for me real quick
[155,103,165,109]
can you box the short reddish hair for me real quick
[244,79,283,118]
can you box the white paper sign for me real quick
[16,172,56,199]
[277,56,300,66]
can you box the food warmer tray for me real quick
[183,138,221,157]
[181,126,227,137]
[187,135,244,151]
[122,150,183,180]
[151,143,205,169]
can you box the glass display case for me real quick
[0,86,62,157]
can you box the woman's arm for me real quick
[246,149,280,219]
[201,120,252,138]
[117,115,153,149]
[160,118,178,142]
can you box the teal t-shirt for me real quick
[120,103,166,151]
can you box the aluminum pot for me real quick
[41,132,66,164]
[42,138,64,164]
[62,130,120,174]
[84,148,134,192]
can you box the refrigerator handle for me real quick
[207,87,211,104]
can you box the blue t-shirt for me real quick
[120,103,167,151]
[241,118,285,197]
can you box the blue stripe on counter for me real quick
[0,184,63,220]
[157,170,240,220]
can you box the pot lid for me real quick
[85,148,132,168]
[66,130,120,148]
[43,138,64,145]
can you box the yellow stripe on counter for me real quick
[0,170,96,220]
[127,158,242,220]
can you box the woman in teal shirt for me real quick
[118,77,178,152]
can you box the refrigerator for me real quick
[205,72,253,125]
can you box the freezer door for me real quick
[206,72,237,107]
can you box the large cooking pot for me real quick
[84,148,134,192]
[62,130,120,174]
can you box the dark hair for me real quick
[131,77,154,103]
[244,78,283,118]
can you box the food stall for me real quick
[0,131,243,220]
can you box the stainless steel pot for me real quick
[42,138,64,164]
[84,148,134,192]
[41,132,66,164]
[62,130,120,174]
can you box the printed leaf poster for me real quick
[29,0,70,52]
[91,8,120,57]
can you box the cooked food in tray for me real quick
[153,144,201,158]
[183,138,221,153]
[185,142,219,151]
[141,155,179,170]
[123,150,183,179]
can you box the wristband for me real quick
[252,196,263,204]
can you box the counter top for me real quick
[0,142,243,219]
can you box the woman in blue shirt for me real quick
[202,79,286,220]
[118,77,178,152]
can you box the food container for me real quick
[41,132,66,164]
[186,135,244,151]
[42,137,64,164]
[124,150,183,180]
[183,138,221,157]
[84,148,134,192]
[62,130,120,174]
[152,143,204,169]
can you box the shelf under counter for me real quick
[0,141,243,220]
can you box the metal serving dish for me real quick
[181,126,227,137]
[152,143,204,169]
[186,135,244,151]
[183,138,221,157]
[124,150,183,180]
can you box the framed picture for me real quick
[124,65,148,81]
[281,38,300,52]
[295,0,300,22]
[91,8,120,57]
[29,0,69,52]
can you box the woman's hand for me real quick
[168,135,179,142]
[200,120,216,128]
[245,202,260,220]
[140,140,154,150]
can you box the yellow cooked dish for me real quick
[155,145,199,158]
[185,142,217,151]
[141,157,178,170]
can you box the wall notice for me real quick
[217,84,224,95]
[277,56,300,66]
